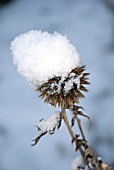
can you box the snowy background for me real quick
[0,0,114,170]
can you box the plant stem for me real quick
[61,108,93,170]
[76,115,86,141]
[61,109,84,157]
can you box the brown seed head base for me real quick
[38,65,90,109]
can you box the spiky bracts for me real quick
[38,65,90,109]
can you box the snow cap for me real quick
[10,30,80,90]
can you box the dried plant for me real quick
[38,65,90,108]
[32,65,112,170]
[10,30,112,170]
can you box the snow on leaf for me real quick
[37,112,61,134]
[32,112,62,146]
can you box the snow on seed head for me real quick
[10,30,80,90]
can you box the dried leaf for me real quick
[78,111,92,130]
[83,73,90,77]
[80,85,89,92]
[32,113,62,146]
[71,116,76,127]
[31,132,47,146]
[84,145,97,167]
[80,80,90,85]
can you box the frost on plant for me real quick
[38,65,90,108]
[31,112,62,146]
[70,156,85,170]
[10,30,112,170]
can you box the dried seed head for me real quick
[38,65,90,109]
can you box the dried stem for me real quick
[76,114,86,141]
[61,108,95,170]
[61,109,84,157]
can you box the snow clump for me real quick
[37,112,61,135]
[10,30,80,90]
[70,156,85,170]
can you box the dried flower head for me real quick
[10,30,90,108]
[39,65,90,109]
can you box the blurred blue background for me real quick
[0,0,114,169]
